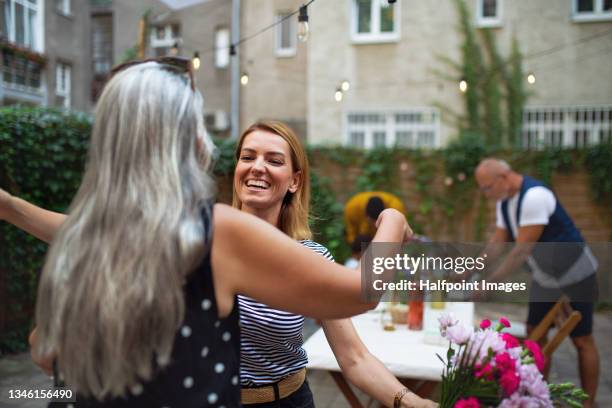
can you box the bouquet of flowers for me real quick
[437,314,588,408]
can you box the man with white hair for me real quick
[475,158,599,408]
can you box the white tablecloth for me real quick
[303,303,474,381]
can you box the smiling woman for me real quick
[232,121,311,240]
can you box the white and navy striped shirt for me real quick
[238,239,334,386]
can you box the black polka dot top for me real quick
[50,205,241,408]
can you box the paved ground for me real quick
[1,304,610,407]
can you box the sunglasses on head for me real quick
[110,56,195,91]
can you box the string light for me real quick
[297,5,310,42]
[341,80,350,91]
[334,88,343,102]
[192,52,201,70]
[459,79,468,92]
[240,72,249,85]
[527,72,536,84]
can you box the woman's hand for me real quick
[376,208,413,242]
[0,188,12,221]
[28,328,54,376]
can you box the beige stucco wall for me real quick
[113,0,232,132]
[307,0,612,146]
[239,0,308,138]
[479,0,612,106]
[45,0,92,111]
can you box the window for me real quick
[56,0,70,16]
[346,108,440,149]
[275,12,296,57]
[214,27,229,69]
[1,49,42,90]
[150,24,180,48]
[92,14,112,75]
[521,106,612,149]
[476,0,503,27]
[2,0,41,51]
[573,0,612,21]
[56,63,71,108]
[351,0,399,43]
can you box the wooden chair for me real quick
[528,295,582,358]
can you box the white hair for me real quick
[35,62,216,398]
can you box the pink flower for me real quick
[500,369,520,396]
[501,333,520,349]
[438,312,458,336]
[524,340,546,373]
[454,397,480,408]
[475,362,494,380]
[500,317,511,328]
[518,364,552,405]
[446,323,474,345]
[494,352,517,373]
[479,319,491,329]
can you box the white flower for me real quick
[446,323,473,345]
[438,312,458,337]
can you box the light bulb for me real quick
[341,80,350,92]
[240,73,249,86]
[297,21,309,42]
[192,52,201,70]
[527,73,536,85]
[297,5,309,42]
[334,88,343,102]
[459,80,468,93]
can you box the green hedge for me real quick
[0,107,92,355]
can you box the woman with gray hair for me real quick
[0,58,410,407]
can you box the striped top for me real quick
[238,240,334,386]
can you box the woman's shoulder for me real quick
[298,240,335,262]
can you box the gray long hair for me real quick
[34,62,216,398]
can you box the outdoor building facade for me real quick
[0,0,92,110]
[112,0,233,137]
[241,0,612,148]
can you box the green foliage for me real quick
[445,0,528,149]
[356,148,399,194]
[310,171,350,263]
[507,38,528,148]
[0,107,92,355]
[443,131,488,177]
[211,137,237,177]
[585,142,612,202]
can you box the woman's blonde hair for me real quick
[35,62,216,398]
[232,121,311,240]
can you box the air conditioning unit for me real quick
[205,110,229,131]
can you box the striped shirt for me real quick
[238,239,335,386]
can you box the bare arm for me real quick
[489,225,544,282]
[0,188,66,243]
[212,204,408,320]
[322,319,436,408]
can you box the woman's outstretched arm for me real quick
[212,204,410,320]
[0,188,66,243]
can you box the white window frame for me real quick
[55,62,71,108]
[214,27,229,69]
[521,105,612,149]
[55,0,70,16]
[572,0,612,22]
[4,0,44,52]
[351,0,400,44]
[150,24,180,48]
[344,107,441,149]
[475,0,503,28]
[275,12,296,58]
